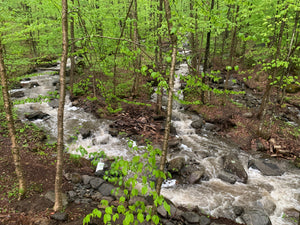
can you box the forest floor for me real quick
[1,61,300,224]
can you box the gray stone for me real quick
[248,159,284,176]
[191,119,204,129]
[217,171,237,184]
[68,190,77,201]
[108,128,118,137]
[188,169,205,184]
[242,209,272,225]
[50,212,68,221]
[157,204,168,217]
[25,111,50,121]
[98,183,115,196]
[11,91,25,98]
[79,128,91,139]
[91,192,103,201]
[223,154,248,183]
[233,206,244,217]
[182,211,200,224]
[199,215,211,225]
[29,82,40,89]
[79,198,92,204]
[48,99,59,108]
[167,157,185,173]
[90,177,105,189]
[44,190,68,207]
[204,123,219,132]
[82,175,93,185]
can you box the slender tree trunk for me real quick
[201,0,215,104]
[54,0,68,212]
[70,0,75,98]
[0,39,26,200]
[224,5,239,92]
[155,0,164,115]
[221,6,231,64]
[131,0,141,98]
[156,0,177,196]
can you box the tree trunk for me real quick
[0,39,26,200]
[201,0,215,104]
[70,0,75,98]
[54,0,68,212]
[131,0,141,98]
[155,0,164,115]
[155,0,177,196]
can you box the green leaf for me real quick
[103,214,111,224]
[141,186,148,195]
[113,214,119,222]
[137,213,144,223]
[152,215,160,225]
[105,206,113,215]
[164,201,171,216]
[166,56,172,63]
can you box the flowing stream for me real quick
[11,63,300,225]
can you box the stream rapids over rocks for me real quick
[10,60,300,225]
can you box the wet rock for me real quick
[248,159,284,176]
[98,183,115,196]
[188,169,205,184]
[108,127,118,137]
[79,128,91,139]
[222,154,248,183]
[217,171,237,184]
[191,119,204,129]
[90,177,105,189]
[29,82,40,89]
[50,212,68,221]
[257,196,276,215]
[242,209,272,225]
[204,123,219,132]
[182,211,200,224]
[168,138,181,149]
[11,90,25,98]
[25,111,50,121]
[199,215,211,225]
[233,206,244,217]
[167,157,185,173]
[48,99,59,108]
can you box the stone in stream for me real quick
[167,157,185,173]
[29,81,40,88]
[191,119,205,129]
[248,159,284,176]
[217,171,237,184]
[10,90,25,98]
[25,111,50,121]
[188,169,206,184]
[79,127,91,139]
[242,209,272,225]
[222,154,248,183]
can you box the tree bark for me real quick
[54,0,68,212]
[155,0,177,196]
[70,0,75,98]
[0,39,26,200]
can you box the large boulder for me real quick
[242,209,272,225]
[248,159,284,176]
[222,154,248,183]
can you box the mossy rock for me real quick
[286,84,300,94]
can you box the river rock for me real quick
[242,209,272,225]
[191,119,204,129]
[11,90,25,98]
[25,111,50,121]
[48,99,59,108]
[199,215,211,225]
[167,157,185,173]
[258,196,276,215]
[29,81,40,89]
[79,128,91,139]
[217,171,237,184]
[248,159,284,176]
[222,154,248,183]
[182,211,201,224]
[188,169,205,184]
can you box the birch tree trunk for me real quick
[53,0,68,212]
[0,39,26,200]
